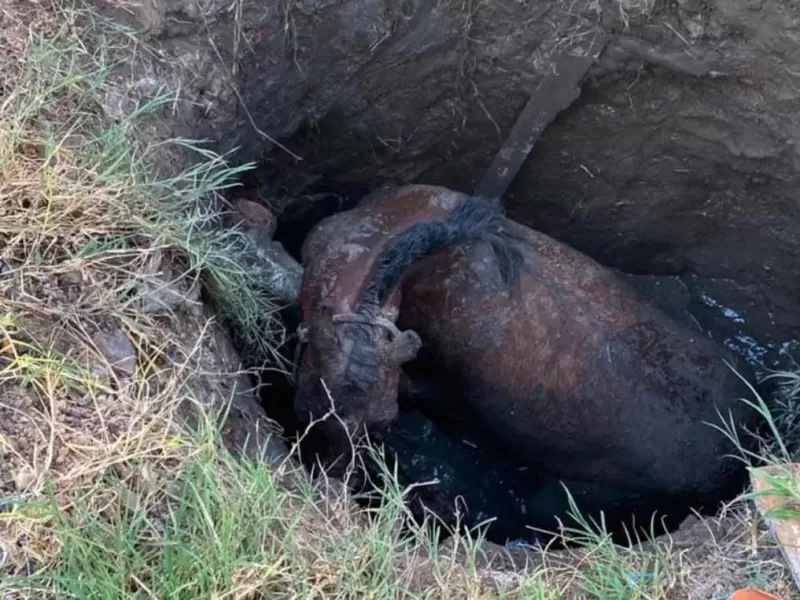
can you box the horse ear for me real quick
[388,330,422,365]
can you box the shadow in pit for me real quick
[259,343,712,550]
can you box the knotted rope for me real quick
[292,311,403,379]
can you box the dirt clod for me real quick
[230,197,278,239]
[92,329,137,376]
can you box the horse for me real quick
[293,183,759,533]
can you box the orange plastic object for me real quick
[728,588,782,600]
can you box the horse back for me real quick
[397,220,756,496]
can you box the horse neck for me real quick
[301,189,467,318]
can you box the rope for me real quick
[291,312,403,379]
[331,312,402,339]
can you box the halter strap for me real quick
[294,314,400,343]
[292,312,402,379]
[331,312,402,339]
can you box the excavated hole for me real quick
[213,45,798,542]
[235,167,788,550]
[117,0,800,553]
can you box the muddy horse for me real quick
[293,184,758,532]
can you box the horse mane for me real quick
[360,194,525,306]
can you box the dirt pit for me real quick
[100,0,800,552]
[246,175,791,549]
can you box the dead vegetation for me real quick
[0,0,798,598]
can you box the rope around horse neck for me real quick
[295,312,401,344]
[292,312,402,379]
[331,312,402,339]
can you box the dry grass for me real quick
[0,3,550,597]
[0,0,798,599]
[0,0,290,594]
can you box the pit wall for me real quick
[94,0,800,366]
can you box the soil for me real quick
[0,281,287,505]
[84,0,800,590]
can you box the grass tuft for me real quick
[559,490,676,599]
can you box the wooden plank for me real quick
[750,463,800,593]
[473,36,605,201]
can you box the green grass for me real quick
[558,491,675,600]
[729,368,800,529]
[2,5,286,367]
[25,431,323,598]
[3,420,555,599]
[137,144,290,366]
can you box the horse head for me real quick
[294,302,422,438]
